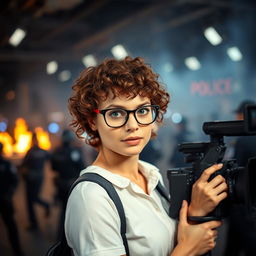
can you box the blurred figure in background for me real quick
[224,100,256,256]
[0,142,24,256]
[169,117,191,168]
[50,129,85,238]
[21,132,50,231]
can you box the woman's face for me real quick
[93,94,154,158]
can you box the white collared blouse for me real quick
[65,160,177,256]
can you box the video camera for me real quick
[167,104,256,221]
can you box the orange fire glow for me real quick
[0,118,51,157]
[0,132,14,157]
[13,118,32,154]
[35,127,51,150]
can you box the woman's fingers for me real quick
[217,191,228,201]
[212,229,218,237]
[212,182,228,195]
[198,164,223,182]
[179,200,188,225]
[208,174,226,189]
[176,207,222,255]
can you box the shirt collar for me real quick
[79,160,160,192]
[138,160,161,193]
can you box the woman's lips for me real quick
[122,137,142,146]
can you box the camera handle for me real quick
[189,216,221,256]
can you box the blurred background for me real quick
[0,0,255,255]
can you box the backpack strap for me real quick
[68,172,130,256]
[156,182,170,203]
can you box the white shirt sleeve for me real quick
[65,182,126,256]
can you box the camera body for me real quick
[168,159,246,219]
[167,167,194,218]
[167,104,256,220]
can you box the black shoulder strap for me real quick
[156,182,170,203]
[68,172,130,256]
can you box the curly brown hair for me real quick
[68,56,170,147]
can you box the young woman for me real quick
[66,57,227,256]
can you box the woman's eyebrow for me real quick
[103,102,151,109]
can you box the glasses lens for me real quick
[105,109,127,127]
[135,106,158,125]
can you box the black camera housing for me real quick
[167,104,256,220]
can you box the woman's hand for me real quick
[171,200,222,256]
[188,163,228,217]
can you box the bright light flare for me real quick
[111,44,128,60]
[204,27,223,46]
[227,47,243,62]
[0,121,7,132]
[171,113,183,124]
[9,28,26,47]
[47,61,58,75]
[82,54,97,67]
[185,57,201,70]
[58,70,71,82]
[48,122,60,134]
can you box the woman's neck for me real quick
[92,146,149,194]
[93,151,148,194]
[93,149,140,179]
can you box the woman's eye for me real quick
[108,110,124,118]
[137,107,150,115]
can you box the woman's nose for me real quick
[125,112,139,131]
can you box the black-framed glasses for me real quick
[94,105,159,128]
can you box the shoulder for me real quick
[65,178,125,255]
[65,177,122,248]
[67,179,119,216]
